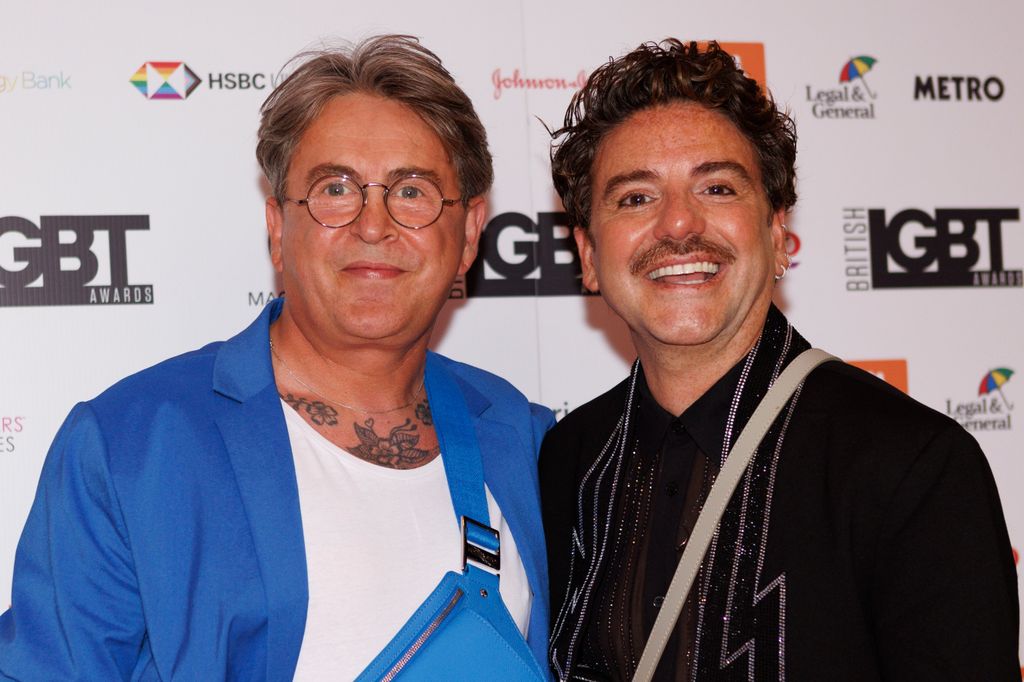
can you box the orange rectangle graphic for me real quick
[847,359,909,393]
[709,42,767,90]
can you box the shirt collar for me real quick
[635,356,748,461]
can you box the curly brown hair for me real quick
[257,35,492,204]
[551,39,797,229]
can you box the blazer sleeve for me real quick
[0,403,147,681]
[869,422,1020,681]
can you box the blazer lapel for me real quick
[213,301,308,681]
[450,368,548,641]
[477,413,548,589]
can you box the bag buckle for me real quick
[461,516,500,571]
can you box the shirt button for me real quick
[672,421,685,434]
[666,481,679,497]
[653,595,665,609]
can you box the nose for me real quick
[653,191,705,241]
[348,185,400,244]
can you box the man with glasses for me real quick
[0,36,553,680]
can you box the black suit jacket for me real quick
[540,361,1019,681]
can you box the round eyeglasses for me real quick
[285,174,461,230]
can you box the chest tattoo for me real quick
[281,392,439,468]
[415,399,433,426]
[351,417,438,468]
[281,393,338,426]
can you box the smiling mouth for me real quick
[647,261,721,283]
[342,261,406,279]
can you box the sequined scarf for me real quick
[549,305,811,681]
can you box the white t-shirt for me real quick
[283,403,532,680]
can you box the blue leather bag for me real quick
[355,355,547,681]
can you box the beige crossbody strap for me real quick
[632,348,837,682]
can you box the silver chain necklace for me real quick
[269,339,425,414]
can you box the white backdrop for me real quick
[3,0,1022,665]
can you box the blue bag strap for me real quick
[423,353,492,535]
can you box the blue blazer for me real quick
[0,300,554,680]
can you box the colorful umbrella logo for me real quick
[978,368,1014,409]
[839,55,877,98]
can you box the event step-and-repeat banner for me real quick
[3,0,1022,665]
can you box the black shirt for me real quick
[577,363,743,681]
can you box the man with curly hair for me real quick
[540,39,1018,681]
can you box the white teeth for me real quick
[647,262,720,280]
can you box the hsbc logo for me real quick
[130,61,286,99]
[130,61,201,99]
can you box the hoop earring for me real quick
[774,252,791,281]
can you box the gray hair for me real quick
[257,35,493,203]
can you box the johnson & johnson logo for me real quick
[491,69,587,100]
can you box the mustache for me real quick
[629,235,736,276]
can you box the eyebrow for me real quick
[389,167,446,188]
[303,164,447,189]
[600,160,755,202]
[304,163,357,188]
[600,169,659,202]
[692,160,755,184]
